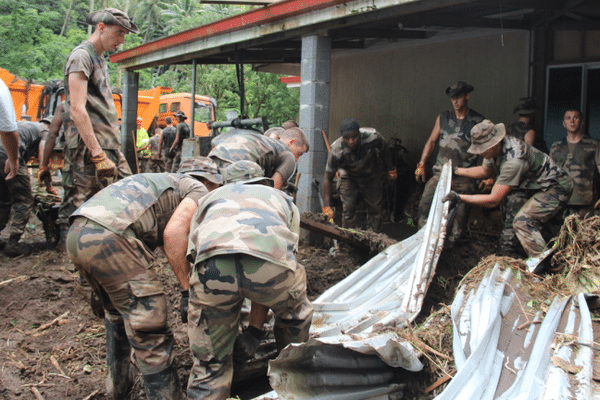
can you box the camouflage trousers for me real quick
[145,157,166,173]
[504,183,572,257]
[338,176,384,232]
[66,217,175,375]
[171,149,183,173]
[0,162,33,238]
[419,174,474,242]
[57,144,132,227]
[187,253,313,400]
[163,151,175,174]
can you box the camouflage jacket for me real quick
[484,136,572,192]
[71,173,208,249]
[209,129,296,180]
[187,183,300,269]
[0,121,43,163]
[433,109,484,174]
[63,40,120,150]
[325,128,394,182]
[549,136,600,205]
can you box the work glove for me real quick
[37,165,51,185]
[180,290,189,324]
[90,151,117,179]
[415,163,426,183]
[478,178,495,192]
[442,191,461,211]
[388,169,398,181]
[169,148,177,158]
[233,326,263,363]
[322,206,335,224]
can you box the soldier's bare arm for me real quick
[460,183,512,208]
[418,115,441,166]
[455,163,495,180]
[68,71,103,157]
[163,197,198,290]
[0,130,18,179]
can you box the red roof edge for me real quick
[280,76,301,83]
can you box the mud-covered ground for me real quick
[0,190,503,400]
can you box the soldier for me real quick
[66,157,222,400]
[207,126,309,361]
[445,120,573,257]
[506,97,538,146]
[162,116,177,172]
[186,160,313,400]
[169,111,190,172]
[415,81,484,246]
[57,8,139,250]
[1,120,51,256]
[145,128,165,173]
[0,79,18,183]
[549,109,600,219]
[208,126,309,190]
[322,118,397,232]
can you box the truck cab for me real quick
[157,93,217,137]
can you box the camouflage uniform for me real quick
[66,173,208,375]
[145,134,165,173]
[186,183,313,400]
[418,109,484,241]
[58,40,132,228]
[162,125,176,172]
[171,121,190,172]
[208,129,296,181]
[487,136,573,256]
[549,136,600,219]
[0,121,45,239]
[326,128,394,232]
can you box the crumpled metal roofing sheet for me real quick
[256,162,453,400]
[434,263,600,400]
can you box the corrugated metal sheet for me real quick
[434,263,600,400]
[255,162,453,399]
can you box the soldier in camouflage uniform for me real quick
[549,109,600,219]
[416,81,484,245]
[145,128,165,173]
[208,126,309,190]
[1,120,51,256]
[169,111,191,172]
[162,117,177,172]
[66,157,222,400]
[57,8,139,250]
[445,120,573,257]
[186,160,313,400]
[322,118,396,232]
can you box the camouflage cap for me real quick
[513,97,538,115]
[222,160,272,185]
[468,119,506,154]
[445,81,474,97]
[86,8,140,34]
[177,156,223,184]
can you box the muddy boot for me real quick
[105,319,134,399]
[142,365,185,400]
[57,225,68,253]
[3,234,28,257]
[233,326,263,363]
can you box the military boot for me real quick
[57,224,69,253]
[3,234,28,257]
[105,319,134,399]
[142,365,185,400]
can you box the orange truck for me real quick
[157,93,217,137]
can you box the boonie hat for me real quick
[222,160,272,185]
[39,117,52,125]
[177,156,223,184]
[468,120,506,155]
[513,97,538,115]
[445,81,474,97]
[173,111,188,120]
[86,8,139,34]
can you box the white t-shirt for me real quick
[0,80,17,132]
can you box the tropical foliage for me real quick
[0,0,299,125]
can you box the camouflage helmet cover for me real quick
[222,160,272,185]
[86,8,140,34]
[177,156,223,184]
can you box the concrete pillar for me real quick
[122,71,139,173]
[297,34,331,240]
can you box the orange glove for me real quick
[322,206,335,224]
[388,169,397,181]
[478,178,495,192]
[415,163,426,183]
[37,165,51,185]
[91,151,117,179]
